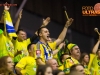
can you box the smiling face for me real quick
[39,28,50,42]
[17,30,26,41]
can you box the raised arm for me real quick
[0,4,10,23]
[53,42,64,55]
[92,38,100,54]
[55,18,73,46]
[41,17,50,27]
[35,17,50,35]
[15,9,23,31]
[30,17,50,43]
[3,5,10,36]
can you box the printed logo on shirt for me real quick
[36,50,41,57]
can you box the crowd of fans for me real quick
[0,5,100,75]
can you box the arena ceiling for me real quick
[1,0,100,37]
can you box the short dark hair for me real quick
[37,26,47,37]
[16,29,26,34]
[70,64,83,72]
[27,43,33,50]
[60,53,69,63]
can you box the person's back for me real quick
[15,44,37,75]
[15,56,36,75]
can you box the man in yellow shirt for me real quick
[0,29,14,58]
[13,29,31,63]
[13,9,37,63]
[15,44,37,75]
[13,10,51,64]
[33,18,74,65]
[63,43,80,74]
[90,39,100,75]
[0,5,15,59]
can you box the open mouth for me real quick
[47,36,49,38]
[47,35,50,38]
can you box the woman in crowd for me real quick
[0,56,15,75]
[80,53,90,75]
[53,69,65,75]
[36,65,53,75]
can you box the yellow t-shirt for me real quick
[16,56,36,75]
[13,38,30,62]
[90,54,100,75]
[63,56,79,74]
[33,41,56,63]
[58,65,64,71]
[0,34,14,58]
[83,65,91,75]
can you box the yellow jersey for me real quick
[13,38,30,62]
[58,65,64,71]
[83,65,91,75]
[63,56,79,74]
[90,55,100,75]
[16,56,36,75]
[0,34,14,58]
[33,41,56,63]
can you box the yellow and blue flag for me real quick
[4,10,17,37]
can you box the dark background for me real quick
[0,0,100,53]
